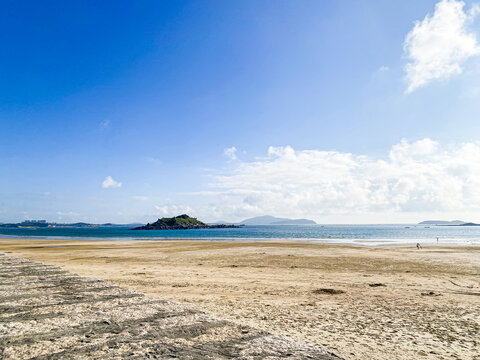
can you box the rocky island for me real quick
[132,214,241,230]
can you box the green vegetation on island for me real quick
[132,214,240,230]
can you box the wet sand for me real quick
[0,239,479,359]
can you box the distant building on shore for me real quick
[21,220,47,224]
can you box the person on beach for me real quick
[416,242,422,250]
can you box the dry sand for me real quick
[0,253,337,359]
[0,239,479,360]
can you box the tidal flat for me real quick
[1,239,479,359]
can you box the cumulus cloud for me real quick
[193,139,480,222]
[154,204,193,216]
[224,146,238,160]
[404,0,480,93]
[102,176,122,189]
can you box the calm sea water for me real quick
[0,224,479,246]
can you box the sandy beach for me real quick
[0,239,479,360]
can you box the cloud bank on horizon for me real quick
[404,0,480,92]
[156,139,480,222]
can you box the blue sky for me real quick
[2,0,480,223]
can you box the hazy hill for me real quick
[418,220,465,225]
[0,221,145,228]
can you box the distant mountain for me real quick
[0,221,145,228]
[238,215,316,225]
[418,220,465,225]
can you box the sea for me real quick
[0,224,479,246]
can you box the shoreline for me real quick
[0,235,478,247]
[1,238,478,359]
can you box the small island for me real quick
[418,220,480,226]
[132,214,241,230]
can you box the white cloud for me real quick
[102,176,122,189]
[154,204,193,216]
[404,0,480,93]
[186,139,480,222]
[224,146,237,160]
